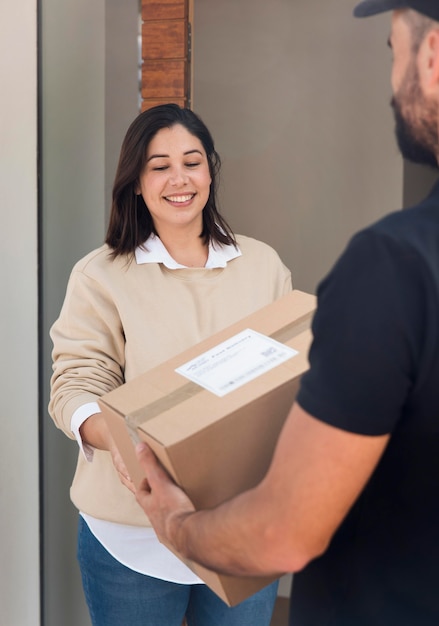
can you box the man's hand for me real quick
[135,442,196,550]
[131,403,389,578]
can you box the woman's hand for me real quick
[79,413,135,493]
[108,438,136,493]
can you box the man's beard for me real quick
[390,64,439,170]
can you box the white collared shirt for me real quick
[135,232,241,269]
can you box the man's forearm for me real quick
[169,484,289,577]
[135,404,389,578]
[135,442,290,576]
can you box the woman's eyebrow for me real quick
[147,153,168,162]
[147,149,203,162]
[184,149,203,156]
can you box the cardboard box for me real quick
[99,289,316,606]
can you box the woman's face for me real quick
[137,124,212,235]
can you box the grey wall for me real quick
[105,0,142,215]
[40,0,138,624]
[192,0,402,294]
[1,1,40,625]
[403,160,439,208]
[40,0,106,622]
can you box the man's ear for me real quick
[418,28,439,95]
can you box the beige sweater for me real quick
[49,234,292,526]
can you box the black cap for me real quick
[354,0,439,20]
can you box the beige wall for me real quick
[192,0,403,293]
[0,1,39,624]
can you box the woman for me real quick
[49,103,292,626]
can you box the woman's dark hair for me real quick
[105,103,236,257]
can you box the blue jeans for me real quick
[77,516,279,626]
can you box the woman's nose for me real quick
[169,168,188,186]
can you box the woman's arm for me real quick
[49,268,125,437]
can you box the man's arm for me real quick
[135,401,389,576]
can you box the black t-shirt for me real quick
[292,181,439,625]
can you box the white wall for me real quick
[0,1,40,625]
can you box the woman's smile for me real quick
[164,193,196,206]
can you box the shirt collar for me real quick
[135,233,242,269]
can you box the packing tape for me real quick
[126,309,314,432]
